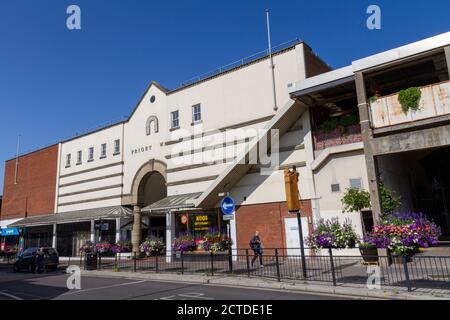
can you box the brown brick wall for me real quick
[1,145,58,220]
[235,200,312,251]
[304,45,331,78]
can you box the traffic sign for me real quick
[223,215,234,221]
[220,196,235,215]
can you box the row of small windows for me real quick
[170,104,202,129]
[65,140,120,167]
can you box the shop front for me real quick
[8,206,133,256]
[0,227,21,257]
[174,210,228,243]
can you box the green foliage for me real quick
[398,87,421,114]
[380,184,402,217]
[341,187,371,213]
[369,96,379,103]
[319,118,340,132]
[319,114,360,133]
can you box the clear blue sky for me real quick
[1,0,449,192]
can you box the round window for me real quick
[150,95,156,103]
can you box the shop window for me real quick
[174,212,221,240]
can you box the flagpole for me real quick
[265,9,278,111]
[14,135,20,185]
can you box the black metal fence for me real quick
[75,248,450,292]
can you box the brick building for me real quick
[2,31,449,257]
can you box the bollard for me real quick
[403,256,412,292]
[210,251,214,276]
[228,247,233,273]
[275,249,281,282]
[246,249,251,277]
[328,248,337,286]
[181,251,184,275]
[133,251,137,272]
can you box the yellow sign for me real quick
[193,215,210,231]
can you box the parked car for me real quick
[13,247,59,272]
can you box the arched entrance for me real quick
[138,171,167,207]
[129,159,167,253]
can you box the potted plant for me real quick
[201,229,232,252]
[140,237,165,256]
[306,218,358,250]
[172,234,197,253]
[112,240,132,254]
[398,87,422,114]
[364,212,441,264]
[80,240,95,254]
[341,187,371,234]
[358,241,379,264]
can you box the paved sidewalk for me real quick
[80,269,450,300]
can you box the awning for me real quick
[141,192,202,213]
[8,206,133,228]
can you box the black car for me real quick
[13,247,59,272]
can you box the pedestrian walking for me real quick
[249,231,264,268]
[35,248,45,273]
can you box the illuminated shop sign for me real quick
[193,215,210,231]
[0,228,20,236]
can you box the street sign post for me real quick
[220,195,235,272]
[284,166,307,278]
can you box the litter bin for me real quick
[85,253,98,270]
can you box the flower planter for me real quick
[359,246,379,264]
[391,254,412,264]
[173,251,229,262]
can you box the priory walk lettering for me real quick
[131,145,152,155]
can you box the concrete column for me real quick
[165,210,175,263]
[90,220,95,242]
[115,218,121,243]
[52,224,57,249]
[132,206,142,254]
[445,46,450,78]
[355,71,382,223]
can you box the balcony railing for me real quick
[369,80,450,129]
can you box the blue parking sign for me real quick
[220,196,235,215]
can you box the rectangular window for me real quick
[76,151,82,165]
[114,139,120,155]
[100,143,107,158]
[331,183,340,193]
[65,154,71,167]
[88,147,94,162]
[171,110,179,129]
[350,178,362,189]
[192,104,201,123]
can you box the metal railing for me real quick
[177,38,301,88]
[77,248,450,293]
